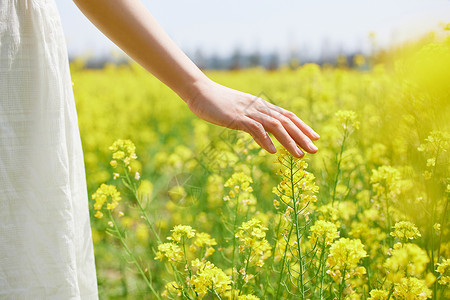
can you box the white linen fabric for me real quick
[0,0,98,299]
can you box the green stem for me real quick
[275,226,294,299]
[123,165,162,243]
[264,214,284,298]
[231,193,241,299]
[238,247,253,294]
[332,126,349,204]
[319,242,327,300]
[290,156,305,299]
[108,210,161,300]
[338,266,347,300]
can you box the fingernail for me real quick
[313,132,320,139]
[297,148,304,157]
[309,143,318,152]
[269,144,276,153]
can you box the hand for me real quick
[184,78,320,158]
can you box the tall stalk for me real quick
[107,210,161,300]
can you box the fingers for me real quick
[248,107,318,154]
[239,116,277,154]
[245,112,306,158]
[256,98,320,141]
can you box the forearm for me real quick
[73,0,209,102]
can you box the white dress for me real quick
[0,0,98,299]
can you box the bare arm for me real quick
[73,0,319,157]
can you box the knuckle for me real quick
[245,121,263,135]
[278,115,292,126]
[268,118,282,128]
[284,111,296,119]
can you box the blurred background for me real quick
[58,0,450,69]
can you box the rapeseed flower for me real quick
[368,289,389,300]
[238,295,260,300]
[384,243,429,282]
[436,258,450,286]
[336,110,360,130]
[309,220,340,246]
[235,219,272,267]
[168,225,196,242]
[273,148,318,209]
[154,242,183,262]
[190,259,232,297]
[327,238,367,270]
[108,139,138,167]
[161,281,181,298]
[390,221,421,241]
[393,277,431,299]
[91,184,122,218]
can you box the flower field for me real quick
[72,30,449,299]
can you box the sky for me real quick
[57,0,450,60]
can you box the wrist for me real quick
[177,74,213,106]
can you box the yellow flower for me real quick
[154,242,183,262]
[368,289,388,300]
[384,243,429,281]
[336,110,360,130]
[168,225,196,242]
[91,184,122,218]
[235,219,272,267]
[161,281,181,298]
[194,232,217,248]
[110,160,118,168]
[309,220,340,246]
[370,166,402,197]
[238,295,260,300]
[108,139,138,167]
[433,223,441,232]
[393,277,431,300]
[417,131,449,154]
[273,149,318,210]
[436,258,450,286]
[94,210,103,219]
[390,221,421,241]
[224,172,253,195]
[190,260,232,297]
[327,238,367,270]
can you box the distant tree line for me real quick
[70,47,369,70]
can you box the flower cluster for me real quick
[91,184,122,218]
[161,281,181,298]
[370,166,402,197]
[168,225,196,242]
[436,258,450,286]
[368,289,389,300]
[417,131,449,154]
[336,110,360,130]
[154,242,184,262]
[390,221,421,241]
[223,172,253,201]
[238,295,260,300]
[235,219,272,268]
[327,238,367,271]
[109,139,138,169]
[192,232,217,258]
[309,220,340,246]
[273,148,318,214]
[393,277,431,300]
[384,243,430,282]
[190,259,232,297]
